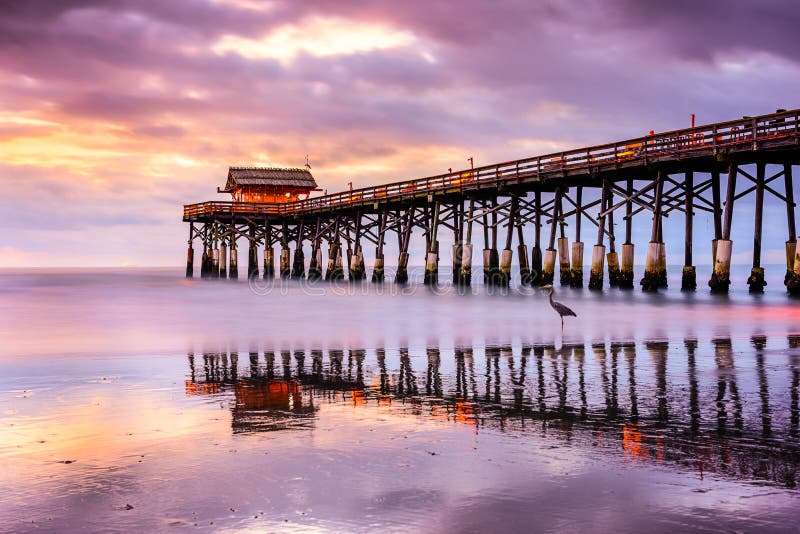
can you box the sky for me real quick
[1,0,799,267]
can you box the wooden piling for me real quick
[185,223,194,279]
[229,233,238,280]
[247,225,259,280]
[784,164,799,292]
[372,210,387,283]
[570,186,584,288]
[681,171,697,291]
[452,201,463,285]
[557,192,571,285]
[619,178,635,289]
[747,162,767,292]
[263,220,274,280]
[499,197,517,287]
[291,222,305,280]
[516,202,530,285]
[424,202,441,285]
[264,247,275,280]
[542,189,561,285]
[790,237,800,296]
[211,237,219,279]
[711,168,722,264]
[200,231,209,278]
[307,218,321,281]
[395,209,412,284]
[219,242,227,279]
[487,198,501,286]
[460,199,474,286]
[482,200,491,284]
[606,187,620,287]
[709,163,738,293]
[531,191,543,286]
[349,214,366,281]
[589,181,608,290]
[641,171,665,292]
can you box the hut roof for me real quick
[223,167,318,191]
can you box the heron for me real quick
[540,284,577,332]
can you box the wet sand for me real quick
[2,268,800,532]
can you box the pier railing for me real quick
[184,108,800,220]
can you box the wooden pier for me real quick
[183,108,800,293]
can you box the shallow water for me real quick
[2,267,800,532]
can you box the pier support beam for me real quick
[747,162,767,293]
[542,248,556,286]
[531,191,543,286]
[556,189,570,285]
[460,243,473,288]
[263,221,274,280]
[350,215,366,281]
[185,223,194,279]
[291,221,305,279]
[789,238,800,296]
[570,186,583,288]
[487,198,501,286]
[395,209,412,284]
[211,243,219,279]
[516,205,531,285]
[308,246,322,281]
[349,244,365,281]
[424,202,440,286]
[326,243,343,281]
[499,248,513,287]
[186,245,194,279]
[710,168,723,264]
[571,242,584,288]
[459,199,474,286]
[200,237,209,279]
[589,243,606,290]
[292,246,305,279]
[372,210,387,283]
[681,171,697,291]
[307,219,321,281]
[589,181,609,290]
[709,163,738,293]
[499,197,518,287]
[247,225,259,280]
[606,187,620,287]
[542,189,561,285]
[229,234,238,280]
[452,242,463,285]
[558,236,571,286]
[396,251,409,284]
[641,171,666,292]
[219,242,227,279]
[452,201,464,285]
[264,247,274,280]
[279,247,291,279]
[619,178,635,289]
[784,164,799,293]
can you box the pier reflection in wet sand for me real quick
[4,336,800,532]
[186,336,800,491]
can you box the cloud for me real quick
[0,0,798,265]
[212,16,416,64]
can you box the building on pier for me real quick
[218,166,319,203]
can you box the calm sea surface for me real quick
[2,266,800,533]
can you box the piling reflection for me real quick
[186,336,800,489]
